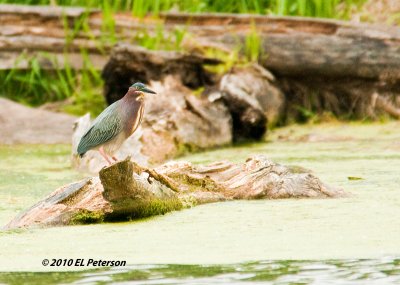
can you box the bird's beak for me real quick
[142,87,156,94]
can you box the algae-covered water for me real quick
[0,258,399,284]
[0,122,400,283]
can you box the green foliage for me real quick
[244,22,262,62]
[1,57,69,105]
[0,53,105,116]
[0,5,106,116]
[203,47,240,74]
[1,0,366,19]
[134,24,187,51]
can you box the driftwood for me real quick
[0,98,76,144]
[219,64,285,139]
[4,155,346,229]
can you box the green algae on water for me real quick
[1,122,400,270]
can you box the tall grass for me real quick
[0,0,366,19]
[244,22,262,62]
[0,54,105,116]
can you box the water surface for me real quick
[0,258,399,284]
[0,122,400,277]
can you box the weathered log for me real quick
[277,76,400,121]
[159,12,400,80]
[4,155,346,229]
[102,44,220,104]
[0,98,76,144]
[72,76,232,173]
[0,4,106,70]
[218,64,285,140]
[2,4,400,79]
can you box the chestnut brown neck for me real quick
[122,88,143,102]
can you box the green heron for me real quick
[77,82,156,164]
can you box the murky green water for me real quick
[0,122,400,283]
[0,258,399,284]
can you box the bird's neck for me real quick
[122,88,144,103]
[119,88,145,120]
[119,88,145,136]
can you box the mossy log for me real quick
[4,156,346,229]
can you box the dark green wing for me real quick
[77,102,123,156]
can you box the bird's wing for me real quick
[77,103,123,155]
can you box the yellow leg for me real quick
[98,147,112,165]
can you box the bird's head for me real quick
[129,82,156,95]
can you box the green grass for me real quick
[0,0,367,116]
[244,22,262,62]
[0,54,106,116]
[134,23,187,51]
[0,0,366,19]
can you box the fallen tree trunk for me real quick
[2,4,400,78]
[0,98,76,144]
[2,5,400,127]
[164,13,400,80]
[4,155,346,229]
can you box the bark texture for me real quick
[4,155,346,229]
[219,64,285,140]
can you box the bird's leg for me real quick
[112,156,118,162]
[98,147,113,165]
